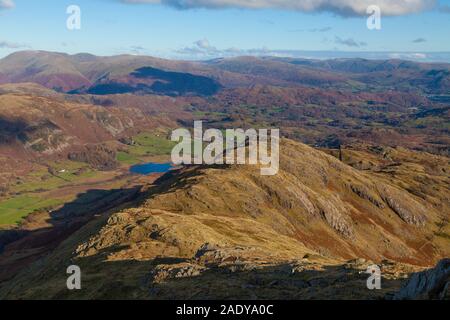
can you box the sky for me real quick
[0,0,450,61]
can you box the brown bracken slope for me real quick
[1,139,448,299]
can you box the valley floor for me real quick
[0,151,172,283]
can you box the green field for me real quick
[117,133,176,164]
[2,160,108,226]
[12,161,98,193]
[1,133,178,226]
[116,151,140,164]
[0,195,64,226]
[192,111,227,117]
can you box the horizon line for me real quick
[2,49,450,64]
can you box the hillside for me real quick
[0,51,448,156]
[0,92,155,153]
[2,51,450,95]
[1,139,448,299]
[0,51,225,95]
[0,89,174,190]
[0,51,448,300]
[208,56,450,93]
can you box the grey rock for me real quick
[195,242,219,258]
[394,259,450,300]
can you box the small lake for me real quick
[129,162,173,175]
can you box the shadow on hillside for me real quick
[143,164,231,201]
[139,261,405,300]
[0,164,223,283]
[0,161,418,299]
[1,246,409,299]
[0,185,143,282]
[0,118,28,145]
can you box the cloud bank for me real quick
[0,40,29,49]
[412,37,427,43]
[122,0,436,16]
[176,38,273,58]
[173,45,450,63]
[439,4,450,13]
[0,0,14,9]
[335,36,367,47]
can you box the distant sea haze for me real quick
[193,51,450,63]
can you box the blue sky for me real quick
[0,0,450,61]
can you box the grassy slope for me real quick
[0,195,64,226]
[1,161,109,226]
[117,132,176,165]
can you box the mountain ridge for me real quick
[2,50,450,94]
[0,138,448,299]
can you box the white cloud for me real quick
[388,52,427,60]
[130,45,146,54]
[335,36,367,47]
[121,0,436,16]
[194,38,213,50]
[412,37,427,43]
[439,4,450,13]
[0,40,29,49]
[176,40,287,59]
[171,45,450,62]
[0,0,14,9]
[177,38,220,57]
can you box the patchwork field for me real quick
[0,195,65,226]
[117,132,176,165]
[0,132,176,227]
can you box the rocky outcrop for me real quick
[317,196,354,238]
[394,259,450,300]
[348,183,385,209]
[378,185,427,226]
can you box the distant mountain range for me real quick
[1,50,450,95]
[0,50,448,173]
